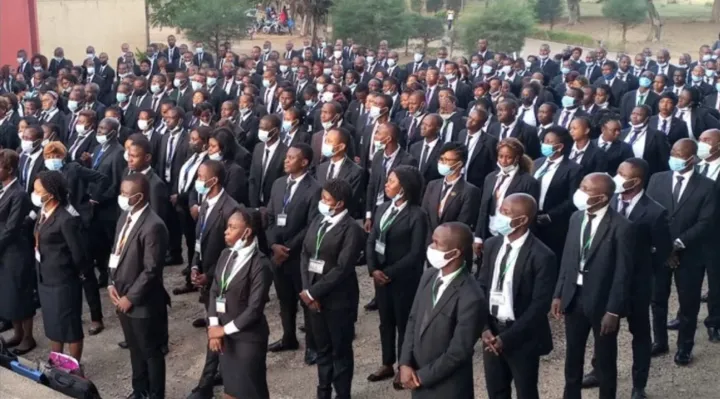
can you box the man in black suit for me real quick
[192,42,215,67]
[620,72,660,126]
[443,62,471,110]
[266,143,322,362]
[248,115,288,207]
[457,107,497,191]
[18,125,46,195]
[409,114,443,183]
[488,99,541,159]
[125,134,168,220]
[399,222,485,398]
[48,47,73,77]
[554,87,589,131]
[596,118,634,175]
[582,158,672,398]
[621,105,670,177]
[651,92,689,147]
[170,71,194,113]
[424,68,442,113]
[650,49,676,79]
[647,138,716,365]
[479,193,556,399]
[315,127,365,217]
[552,173,634,399]
[596,61,628,108]
[108,173,169,399]
[421,143,481,232]
[402,91,429,151]
[163,35,181,68]
[537,44,560,80]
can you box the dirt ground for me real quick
[1,261,719,399]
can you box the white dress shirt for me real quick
[419,137,439,167]
[178,152,207,193]
[379,199,408,227]
[164,129,183,181]
[23,149,43,191]
[672,169,693,202]
[486,168,517,237]
[570,141,589,164]
[697,157,720,181]
[577,205,608,285]
[519,103,537,127]
[489,230,530,321]
[536,156,564,211]
[656,115,672,135]
[327,157,344,179]
[617,189,643,217]
[625,126,647,158]
[433,266,464,306]
[112,204,150,257]
[675,107,694,140]
[498,120,516,140]
[0,178,17,201]
[284,173,307,205]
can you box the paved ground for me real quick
[1,263,719,399]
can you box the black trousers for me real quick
[376,282,414,366]
[165,199,183,260]
[564,290,618,399]
[176,201,196,264]
[652,260,704,350]
[310,308,354,399]
[705,257,720,328]
[89,218,114,281]
[81,271,103,322]
[272,258,315,349]
[483,321,540,399]
[118,312,166,399]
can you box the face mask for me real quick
[393,191,404,202]
[322,121,334,130]
[207,77,217,86]
[258,129,272,142]
[374,140,386,153]
[196,47,203,54]
[209,152,223,161]
[500,65,512,75]
[715,83,720,92]
[437,162,458,176]
[572,189,591,211]
[541,143,556,157]
[561,96,575,108]
[96,134,108,145]
[333,51,342,59]
[116,93,128,103]
[281,120,293,132]
[76,124,87,135]
[366,56,375,64]
[137,119,149,131]
[306,100,316,109]
[279,65,288,73]
[426,246,456,269]
[316,83,325,92]
[194,179,212,195]
[17,57,24,64]
[322,92,334,103]
[321,142,335,157]
[318,201,334,217]
[117,193,140,212]
[369,106,382,119]
[323,68,332,75]
[291,66,298,73]
[444,73,455,81]
[123,150,129,162]
[470,62,479,70]
[31,192,47,208]
[482,65,493,75]
[490,213,519,236]
[538,54,548,60]
[692,75,703,83]
[706,70,717,77]
[561,67,571,75]
[638,77,652,88]
[44,158,63,171]
[87,67,95,75]
[497,162,517,174]
[668,156,688,171]
[191,81,203,91]
[414,53,423,63]
[67,100,79,112]
[698,141,714,160]
[603,71,616,80]
[33,66,43,72]
[388,58,396,67]
[657,62,668,67]
[21,140,35,153]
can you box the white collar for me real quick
[390,199,408,213]
[264,138,280,152]
[139,166,152,175]
[673,168,694,180]
[700,157,720,167]
[586,204,609,220]
[128,203,150,222]
[2,178,18,191]
[287,172,307,184]
[572,141,589,152]
[323,208,348,224]
[205,189,225,207]
[383,146,400,160]
[620,189,644,208]
[503,229,530,249]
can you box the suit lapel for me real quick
[440,179,463,221]
[202,193,226,242]
[511,235,532,295]
[118,209,149,265]
[421,271,468,337]
[675,173,699,214]
[584,210,611,264]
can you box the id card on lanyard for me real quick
[374,208,399,255]
[216,253,241,313]
[309,223,328,274]
[577,216,595,285]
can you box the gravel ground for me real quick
[2,264,718,399]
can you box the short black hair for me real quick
[544,125,573,156]
[439,142,468,164]
[291,143,314,164]
[262,113,281,129]
[36,170,69,207]
[138,108,156,121]
[200,159,227,186]
[328,127,351,147]
[660,91,678,105]
[323,179,352,207]
[0,149,19,174]
[623,157,650,182]
[128,133,152,155]
[193,126,212,143]
[122,172,150,199]
[390,165,424,206]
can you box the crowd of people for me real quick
[0,32,719,399]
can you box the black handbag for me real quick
[44,367,102,399]
[0,337,18,370]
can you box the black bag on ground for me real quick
[0,337,18,370]
[44,367,102,399]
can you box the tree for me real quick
[535,0,564,30]
[646,0,662,41]
[146,0,194,29]
[602,0,647,43]
[331,0,408,49]
[457,2,535,55]
[713,0,720,23]
[172,0,254,55]
[567,0,581,25]
[301,0,333,43]
[405,13,446,52]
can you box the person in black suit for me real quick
[398,221,484,398]
[597,61,629,108]
[409,114,443,183]
[457,107,498,190]
[125,135,168,221]
[620,72,660,126]
[551,172,634,399]
[652,92,689,146]
[478,193,556,399]
[299,179,364,399]
[316,127,365,217]
[266,143,322,363]
[474,138,540,247]
[421,142,481,232]
[537,44,560,80]
[207,128,249,205]
[569,117,609,177]
[676,87,720,140]
[647,138,716,365]
[48,47,73,78]
[192,42,215,67]
[248,114,288,208]
[687,66,714,99]
[401,91,430,151]
[582,158,672,398]
[206,208,272,399]
[135,109,163,171]
[108,173,169,399]
[554,87,589,131]
[533,126,583,264]
[621,105,670,177]
[33,171,91,363]
[163,35,182,67]
[488,100,541,159]
[595,118,634,175]
[19,124,46,194]
[0,150,37,355]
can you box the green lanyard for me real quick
[580,216,596,264]
[219,251,240,295]
[314,223,329,258]
[432,264,465,306]
[496,250,518,291]
[380,208,400,233]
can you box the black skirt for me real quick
[0,260,36,321]
[37,280,84,343]
[220,338,269,399]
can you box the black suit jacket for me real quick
[457,129,498,190]
[36,207,90,285]
[573,141,608,177]
[679,106,720,140]
[62,161,107,222]
[90,140,127,220]
[539,59,560,81]
[421,178,481,232]
[619,90,660,126]
[487,121,541,159]
[162,47,182,67]
[478,233,555,356]
[439,112,464,143]
[157,129,192,193]
[593,139,634,175]
[109,207,169,318]
[410,139,443,183]
[19,149,45,194]
[365,149,418,217]
[649,115,688,147]
[316,158,365,215]
[48,58,73,77]
[248,141,288,208]
[399,268,484,399]
[619,127,669,176]
[475,170,540,240]
[193,52,215,67]
[533,156,583,226]
[552,108,589,131]
[594,77,628,108]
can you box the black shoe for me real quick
[212,371,223,386]
[581,369,599,389]
[632,387,648,399]
[172,285,198,295]
[304,348,318,365]
[667,318,680,330]
[0,320,12,333]
[165,255,184,266]
[650,342,669,357]
[118,341,129,349]
[674,348,693,366]
[364,298,378,311]
[708,327,720,342]
[268,339,299,352]
[88,323,104,336]
[192,318,207,328]
[701,292,709,303]
[298,324,306,333]
[126,393,148,399]
[186,387,213,399]
[11,341,36,356]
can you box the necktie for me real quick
[628,129,642,146]
[21,155,30,187]
[678,110,685,120]
[541,59,546,69]
[581,213,597,261]
[500,126,509,140]
[433,278,444,306]
[152,96,159,111]
[661,119,668,134]
[283,134,292,146]
[421,143,430,169]
[425,88,432,104]
[261,148,270,178]
[700,163,710,176]
[495,243,514,291]
[283,178,297,208]
[560,110,570,128]
[327,162,336,179]
[673,175,685,204]
[619,200,630,217]
[93,146,106,169]
[518,108,527,122]
[535,160,554,179]
[181,154,198,192]
[166,134,176,166]
[637,94,645,106]
[382,156,391,175]
[494,173,509,204]
[68,136,83,159]
[600,142,609,151]
[408,118,418,140]
[115,216,133,255]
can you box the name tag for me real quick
[34,248,41,263]
[490,291,505,307]
[194,241,201,254]
[576,272,584,285]
[108,254,120,270]
[376,192,385,205]
[309,258,325,274]
[216,297,226,314]
[277,213,287,227]
[374,240,386,255]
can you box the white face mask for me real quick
[279,65,288,73]
[316,83,325,92]
[318,201,335,217]
[207,77,217,86]
[497,162,517,174]
[414,53,423,63]
[31,192,46,208]
[258,129,272,142]
[366,56,375,64]
[96,134,108,145]
[191,81,203,91]
[137,120,149,131]
[21,140,35,153]
[86,67,95,75]
[123,150,129,162]
[572,189,592,211]
[426,246,457,269]
[209,152,223,161]
[322,92,334,103]
[334,51,342,59]
[387,58,396,67]
[117,193,140,212]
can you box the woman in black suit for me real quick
[208,128,249,205]
[33,171,90,363]
[569,116,608,177]
[366,165,430,389]
[0,149,37,355]
[207,208,273,399]
[474,137,540,245]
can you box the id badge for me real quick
[277,213,288,227]
[216,297,226,314]
[108,254,120,270]
[34,248,41,263]
[309,258,325,274]
[376,192,385,205]
[576,272,584,285]
[490,291,505,307]
[194,241,201,254]
[374,240,386,255]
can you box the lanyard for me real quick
[380,208,400,232]
[432,265,465,305]
[314,223,329,258]
[580,216,596,264]
[496,248,518,291]
[219,250,250,295]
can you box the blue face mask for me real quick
[561,96,575,108]
[281,120,293,133]
[490,213,520,236]
[437,162,458,176]
[692,75,702,83]
[44,158,63,171]
[638,77,652,88]
[561,67,571,75]
[194,179,211,195]
[603,71,616,80]
[668,156,688,172]
[541,143,555,157]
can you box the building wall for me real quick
[0,0,38,66]
[36,0,148,64]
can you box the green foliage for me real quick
[146,0,195,28]
[170,0,253,54]
[535,0,564,29]
[426,0,444,12]
[457,2,535,55]
[405,13,446,51]
[602,0,647,41]
[529,29,596,47]
[331,0,408,49]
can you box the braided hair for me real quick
[35,170,69,207]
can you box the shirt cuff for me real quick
[223,321,239,335]
[366,211,372,219]
[304,289,314,301]
[28,210,37,220]
[606,312,619,317]
[209,317,219,327]
[191,265,200,271]
[674,238,685,250]
[474,237,483,244]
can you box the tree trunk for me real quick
[311,16,317,43]
[421,0,427,13]
[404,0,413,11]
[144,0,151,46]
[622,24,627,43]
[567,0,580,25]
[714,0,720,23]
[405,38,410,56]
[646,0,662,41]
[550,18,555,31]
